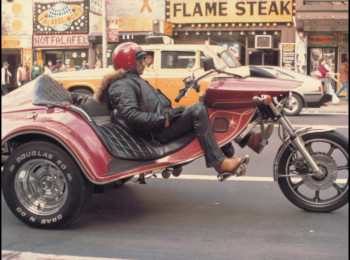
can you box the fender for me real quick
[273,126,335,181]
[2,108,112,184]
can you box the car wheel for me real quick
[2,141,92,229]
[283,93,303,116]
[71,88,93,95]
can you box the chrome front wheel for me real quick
[277,131,348,212]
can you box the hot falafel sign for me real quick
[33,1,89,35]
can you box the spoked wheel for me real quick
[277,131,348,212]
[2,141,92,228]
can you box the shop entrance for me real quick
[2,50,21,91]
[248,50,279,66]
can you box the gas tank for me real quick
[204,76,301,109]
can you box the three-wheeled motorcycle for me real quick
[2,47,348,228]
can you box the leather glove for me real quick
[165,106,185,127]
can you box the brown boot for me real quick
[247,123,274,154]
[214,157,243,174]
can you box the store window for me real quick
[42,50,89,71]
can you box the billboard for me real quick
[33,1,89,35]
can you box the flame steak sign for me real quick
[169,0,293,23]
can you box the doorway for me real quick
[248,50,279,66]
[2,50,21,91]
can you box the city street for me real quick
[2,0,348,259]
[2,112,348,260]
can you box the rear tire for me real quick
[2,141,91,228]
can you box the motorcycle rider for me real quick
[94,42,273,177]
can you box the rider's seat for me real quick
[78,95,196,161]
[32,75,195,161]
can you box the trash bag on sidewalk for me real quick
[329,87,340,105]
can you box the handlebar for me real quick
[175,71,216,103]
[175,89,187,103]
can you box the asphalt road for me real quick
[2,113,349,260]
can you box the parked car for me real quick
[52,41,331,116]
[251,66,332,116]
[51,43,237,107]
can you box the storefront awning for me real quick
[295,3,348,31]
[296,12,348,31]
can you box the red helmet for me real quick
[112,42,146,70]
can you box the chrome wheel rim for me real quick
[284,138,348,205]
[15,159,68,216]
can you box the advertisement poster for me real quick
[217,43,241,61]
[295,31,307,74]
[280,43,295,70]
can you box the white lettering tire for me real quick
[2,141,92,228]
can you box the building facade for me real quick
[295,0,348,77]
[1,0,348,91]
[167,0,296,67]
[1,0,33,90]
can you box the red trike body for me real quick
[1,75,299,185]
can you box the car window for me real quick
[161,51,196,69]
[275,69,295,79]
[200,51,206,68]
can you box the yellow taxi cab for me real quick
[51,41,234,107]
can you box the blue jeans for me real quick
[1,84,9,95]
[336,82,348,101]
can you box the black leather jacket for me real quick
[107,71,172,135]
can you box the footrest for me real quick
[217,155,250,182]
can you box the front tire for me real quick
[2,141,91,228]
[277,131,348,212]
[283,93,303,116]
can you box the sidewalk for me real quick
[302,97,349,114]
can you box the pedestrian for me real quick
[44,60,54,75]
[53,59,67,73]
[24,65,30,83]
[336,57,348,101]
[1,61,12,95]
[94,42,274,178]
[16,63,26,87]
[93,59,102,69]
[78,60,90,70]
[30,60,42,80]
[317,58,331,94]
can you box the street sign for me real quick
[108,17,119,42]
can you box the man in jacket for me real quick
[1,62,12,95]
[95,42,273,178]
